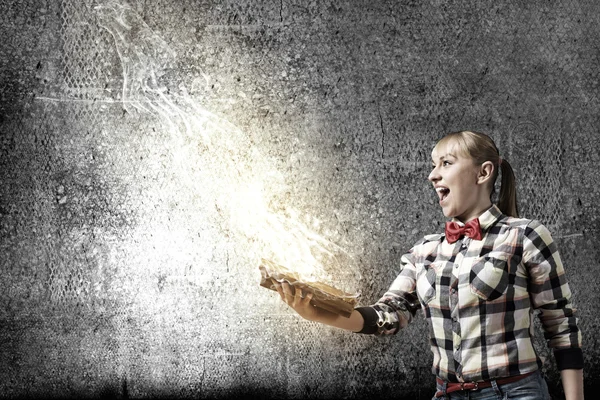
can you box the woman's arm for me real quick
[561,369,584,400]
[522,221,584,379]
[271,243,423,334]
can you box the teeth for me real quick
[436,187,448,192]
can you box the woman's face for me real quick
[428,141,488,222]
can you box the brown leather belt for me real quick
[434,371,536,398]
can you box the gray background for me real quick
[1,0,598,399]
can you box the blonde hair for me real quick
[435,130,519,217]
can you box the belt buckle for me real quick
[460,382,479,391]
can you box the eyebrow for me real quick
[431,153,457,162]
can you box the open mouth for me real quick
[436,187,450,202]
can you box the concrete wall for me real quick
[1,0,598,398]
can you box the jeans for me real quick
[433,370,551,400]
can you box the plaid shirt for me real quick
[357,205,583,382]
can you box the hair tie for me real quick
[498,156,503,165]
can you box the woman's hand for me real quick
[273,281,320,321]
[272,280,366,332]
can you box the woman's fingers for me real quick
[282,282,294,304]
[273,281,312,309]
[273,281,283,299]
[303,291,313,304]
[274,281,294,304]
[293,287,304,307]
[272,281,317,320]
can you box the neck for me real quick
[456,201,493,223]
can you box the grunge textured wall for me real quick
[1,1,598,399]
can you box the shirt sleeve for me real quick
[354,247,421,335]
[523,220,583,369]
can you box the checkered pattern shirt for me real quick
[356,205,583,382]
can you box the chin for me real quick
[441,207,454,218]
[443,209,463,220]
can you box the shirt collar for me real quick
[449,204,503,232]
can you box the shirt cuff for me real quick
[554,348,584,370]
[354,306,379,334]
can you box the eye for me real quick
[442,160,451,166]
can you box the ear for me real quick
[477,161,495,185]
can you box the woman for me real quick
[274,131,584,399]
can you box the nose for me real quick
[428,166,440,183]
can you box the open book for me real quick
[259,258,360,318]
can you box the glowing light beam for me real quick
[95,0,361,294]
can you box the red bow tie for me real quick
[445,219,482,244]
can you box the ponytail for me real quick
[497,158,519,217]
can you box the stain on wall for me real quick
[1,0,598,399]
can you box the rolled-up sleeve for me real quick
[523,220,583,369]
[355,249,421,335]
